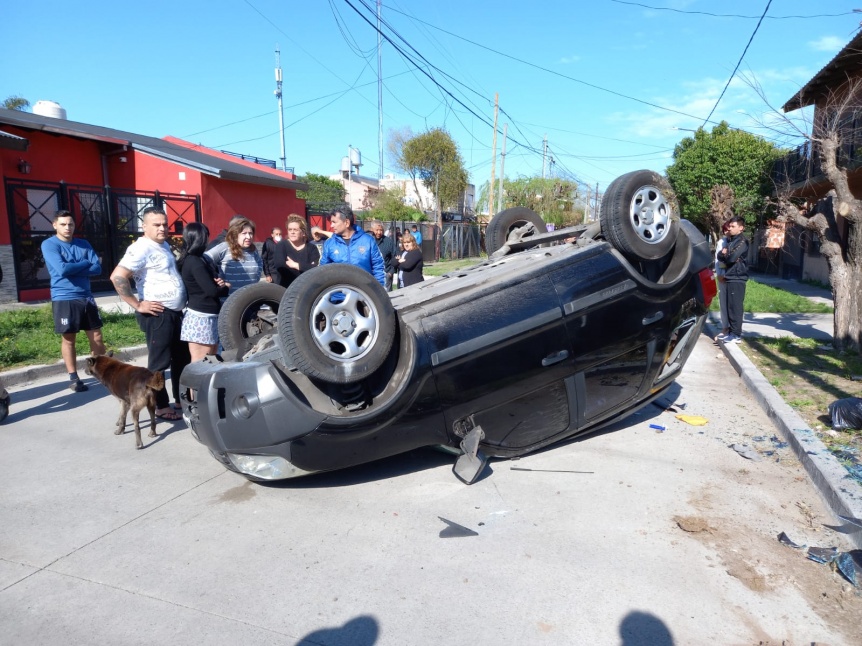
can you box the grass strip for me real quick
[0,305,145,370]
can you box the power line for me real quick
[609,0,853,20]
[380,3,723,125]
[701,0,773,127]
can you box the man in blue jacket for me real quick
[319,207,386,286]
[41,210,107,392]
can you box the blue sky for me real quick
[1,0,856,199]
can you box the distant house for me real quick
[0,105,307,302]
[770,32,862,283]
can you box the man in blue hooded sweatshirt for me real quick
[319,207,386,286]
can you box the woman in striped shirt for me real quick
[205,216,263,297]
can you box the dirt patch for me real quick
[675,485,862,642]
[674,515,713,533]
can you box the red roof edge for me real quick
[162,136,298,180]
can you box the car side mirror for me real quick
[452,426,488,485]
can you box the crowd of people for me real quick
[40,205,751,422]
[41,206,426,420]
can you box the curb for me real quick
[706,320,862,549]
[1,345,149,388]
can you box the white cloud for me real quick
[559,55,580,64]
[809,36,846,52]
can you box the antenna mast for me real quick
[275,46,287,172]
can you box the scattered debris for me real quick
[652,396,686,412]
[510,467,594,474]
[730,443,762,461]
[676,414,708,426]
[438,517,478,538]
[777,531,806,549]
[777,532,860,587]
[838,514,862,528]
[835,552,859,587]
[649,423,666,431]
[807,546,838,564]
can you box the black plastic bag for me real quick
[828,397,862,431]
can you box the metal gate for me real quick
[4,179,201,297]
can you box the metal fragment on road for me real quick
[730,443,762,461]
[510,467,594,474]
[838,514,862,528]
[807,546,838,564]
[438,517,478,538]
[835,552,859,587]
[777,531,806,549]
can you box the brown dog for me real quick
[85,355,165,449]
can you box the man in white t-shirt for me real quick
[110,207,190,421]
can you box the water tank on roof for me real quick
[33,100,67,120]
[341,156,351,173]
[349,147,362,168]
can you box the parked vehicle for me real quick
[179,170,715,483]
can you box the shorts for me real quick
[53,298,103,334]
[180,310,219,345]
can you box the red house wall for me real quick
[201,175,306,236]
[129,150,203,196]
[0,128,105,244]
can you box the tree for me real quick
[363,186,425,222]
[2,96,29,111]
[756,76,862,354]
[390,127,468,253]
[296,172,346,208]
[478,176,582,227]
[666,121,783,242]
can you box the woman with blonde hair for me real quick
[394,231,424,288]
[205,216,262,296]
[273,214,320,288]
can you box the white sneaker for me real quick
[715,332,728,341]
[722,334,741,344]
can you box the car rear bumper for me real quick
[179,358,327,480]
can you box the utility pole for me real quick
[487,92,499,218]
[595,183,600,220]
[274,46,287,172]
[585,184,591,222]
[542,135,548,179]
[377,0,383,179]
[497,123,508,213]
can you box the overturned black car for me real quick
[179,170,716,484]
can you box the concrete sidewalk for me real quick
[710,274,862,548]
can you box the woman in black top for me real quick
[274,214,320,288]
[395,232,424,288]
[179,223,229,361]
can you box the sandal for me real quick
[155,408,182,421]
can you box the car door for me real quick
[422,272,576,452]
[549,246,672,427]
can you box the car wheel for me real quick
[601,170,679,261]
[279,264,396,384]
[218,282,285,352]
[486,207,546,254]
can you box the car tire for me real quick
[218,282,285,352]
[486,207,546,254]
[279,264,396,384]
[601,170,679,261]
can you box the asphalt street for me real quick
[1,334,860,645]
